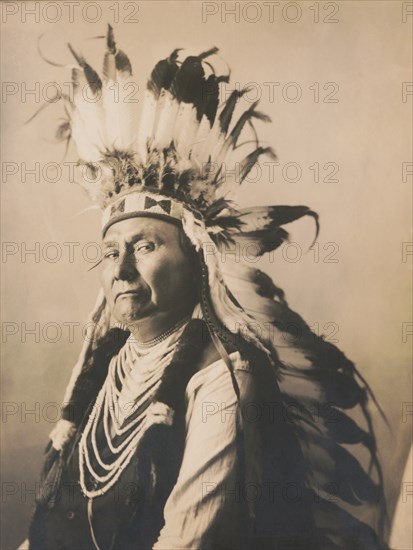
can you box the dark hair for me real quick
[178,226,201,278]
[177,227,195,255]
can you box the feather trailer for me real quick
[181,210,273,362]
[217,256,388,548]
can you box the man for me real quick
[22,26,387,549]
[27,216,264,549]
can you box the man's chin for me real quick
[113,303,152,326]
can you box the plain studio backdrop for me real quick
[1,1,412,548]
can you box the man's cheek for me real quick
[152,271,173,295]
[153,268,182,298]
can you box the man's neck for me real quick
[129,305,195,344]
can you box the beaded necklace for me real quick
[130,315,191,348]
[78,316,190,500]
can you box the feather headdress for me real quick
[34,26,388,549]
[37,24,321,359]
[57,27,278,212]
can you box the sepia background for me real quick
[1,1,412,548]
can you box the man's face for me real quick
[100,217,197,327]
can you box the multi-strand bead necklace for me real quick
[78,316,190,499]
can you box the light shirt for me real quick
[153,351,257,549]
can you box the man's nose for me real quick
[113,249,138,282]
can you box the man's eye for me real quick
[104,250,119,259]
[135,242,155,254]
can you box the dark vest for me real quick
[28,322,329,550]
[34,420,187,550]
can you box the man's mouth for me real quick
[115,290,146,302]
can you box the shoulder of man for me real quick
[192,340,256,398]
[195,339,223,372]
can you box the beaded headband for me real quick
[101,191,197,236]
